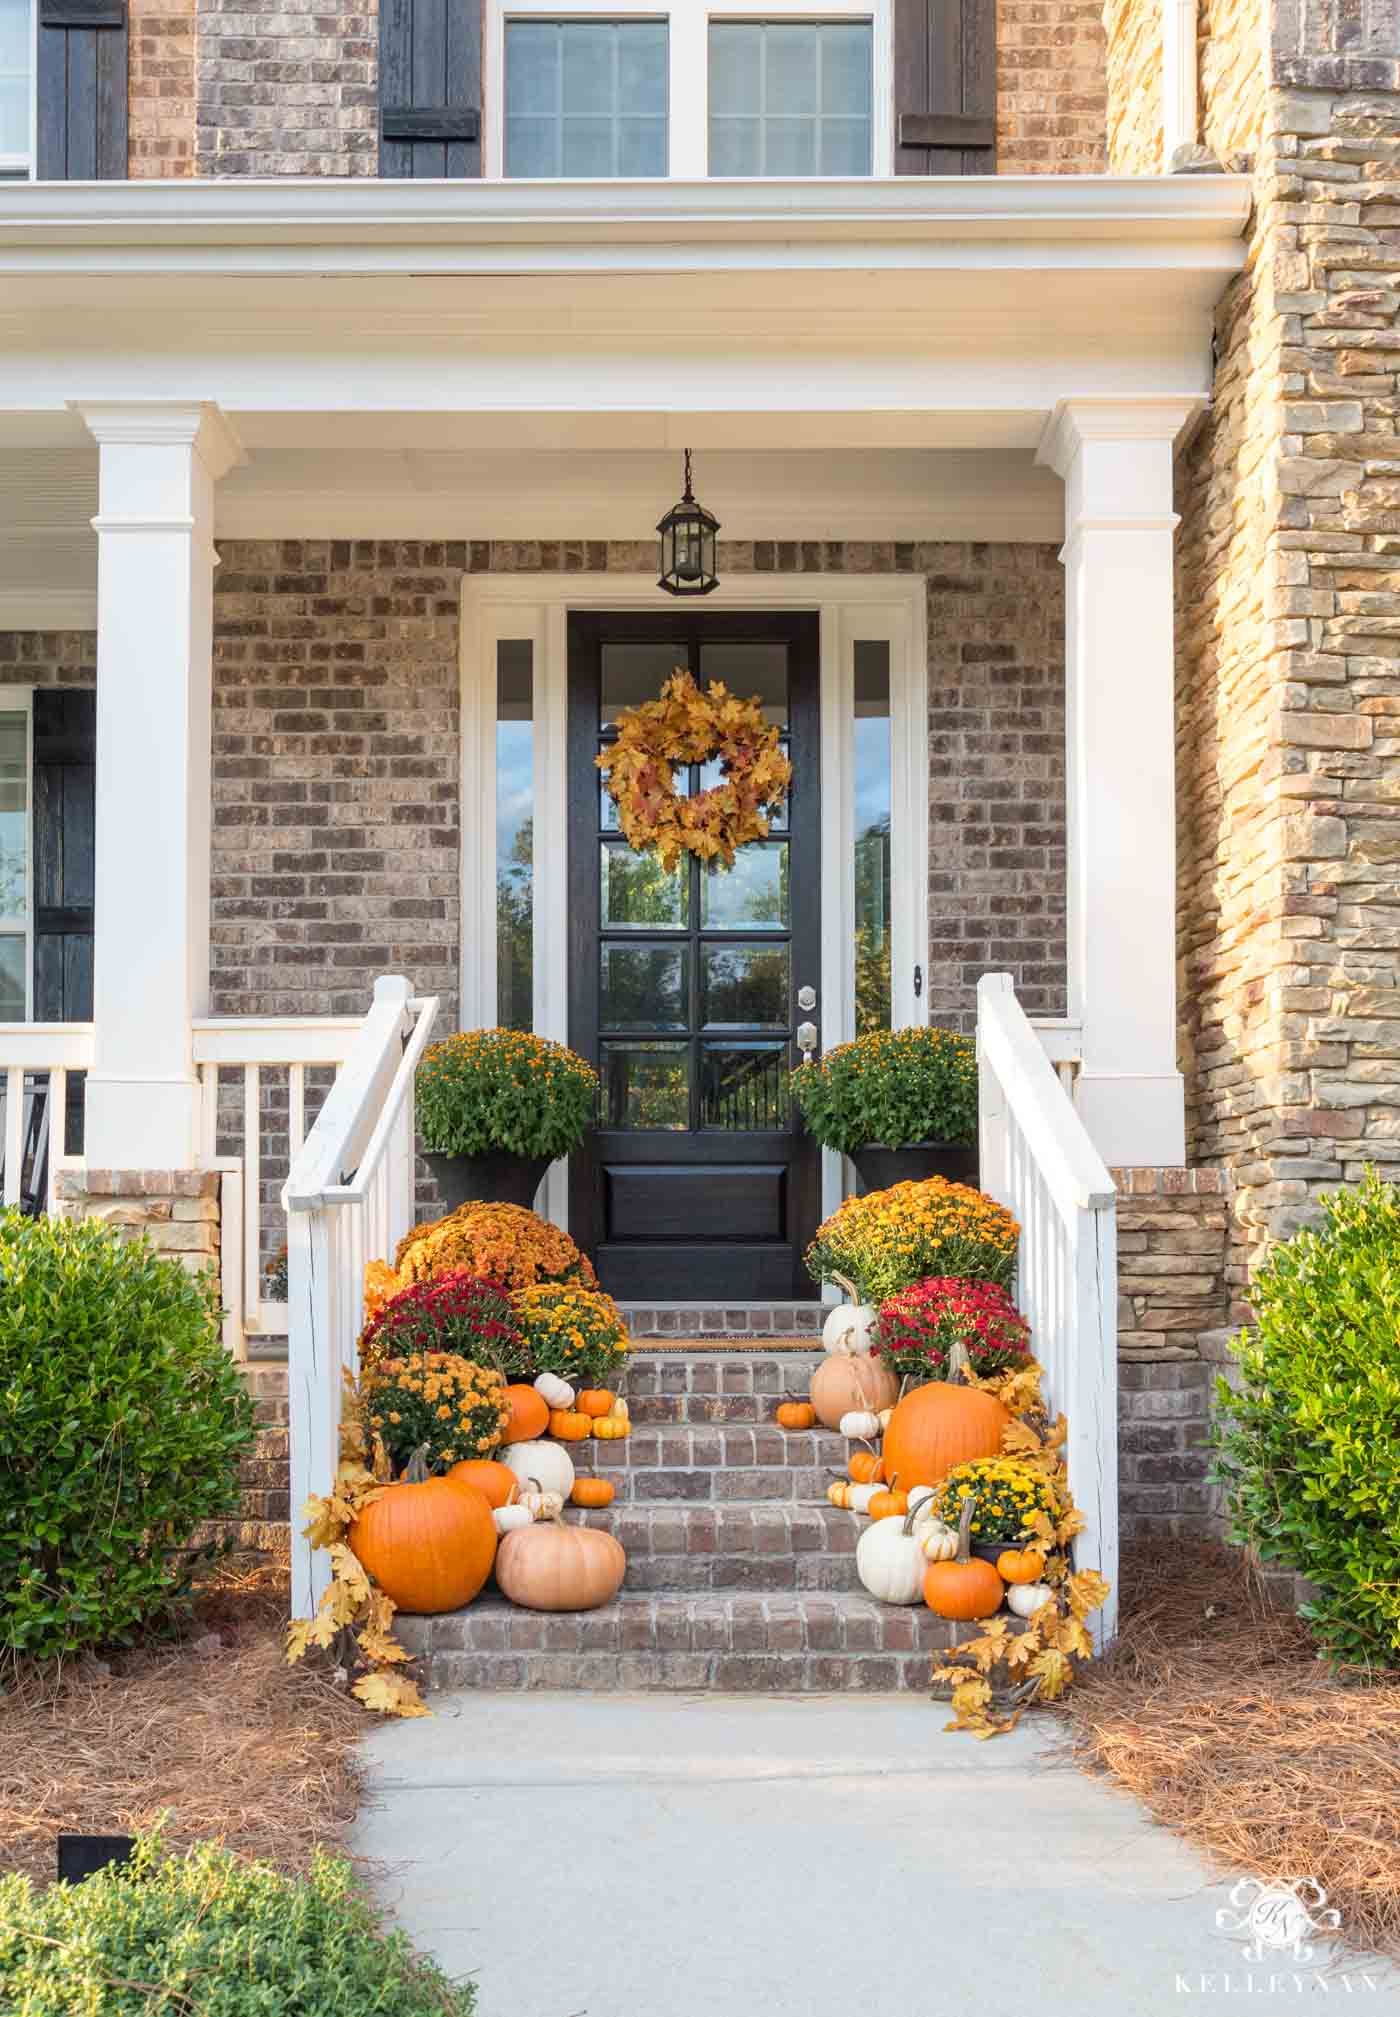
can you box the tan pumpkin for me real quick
[349,1445,496,1615]
[809,1353,898,1432]
[495,1511,627,1612]
[880,1339,1009,1489]
[827,1480,854,1509]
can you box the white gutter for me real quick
[1161,0,1199,166]
[0,173,1250,257]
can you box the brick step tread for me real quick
[397,1590,988,1662]
[626,1394,820,1425]
[619,1353,822,1391]
[575,1426,849,1471]
[196,1518,291,1554]
[573,1500,865,1554]
[422,1649,935,1691]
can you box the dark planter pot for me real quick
[849,1142,978,1194]
[424,1150,552,1213]
[969,1538,1018,1567]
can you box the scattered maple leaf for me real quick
[353,1671,430,1718]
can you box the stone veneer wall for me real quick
[55,1168,222,1275]
[1103,0,1163,171]
[996,0,1107,172]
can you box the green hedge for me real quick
[0,1210,255,1662]
[1212,1169,1400,1667]
[0,1836,476,2016]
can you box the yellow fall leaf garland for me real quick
[596,669,792,872]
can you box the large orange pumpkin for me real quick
[922,1496,1005,1622]
[809,1354,898,1431]
[502,1384,550,1443]
[881,1361,1008,1491]
[447,1458,518,1510]
[495,1512,626,1611]
[350,1446,496,1615]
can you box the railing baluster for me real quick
[3,1067,22,1208]
[243,1065,261,1319]
[289,1063,306,1160]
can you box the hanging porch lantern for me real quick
[657,448,720,597]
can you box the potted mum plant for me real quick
[791,1025,978,1192]
[415,1028,598,1211]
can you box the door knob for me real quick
[796,1020,819,1062]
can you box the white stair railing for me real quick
[977,971,1119,1646]
[283,975,439,1618]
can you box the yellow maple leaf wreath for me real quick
[596,668,793,872]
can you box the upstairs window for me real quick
[0,0,32,179]
[491,5,887,179]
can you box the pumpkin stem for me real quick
[404,1442,433,1484]
[830,1271,860,1306]
[946,1335,976,1387]
[954,1493,977,1565]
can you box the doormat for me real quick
[629,1336,821,1351]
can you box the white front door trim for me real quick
[459,570,928,1236]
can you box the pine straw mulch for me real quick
[1056,1539,1400,1964]
[0,1552,365,1890]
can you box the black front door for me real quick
[568,610,821,1299]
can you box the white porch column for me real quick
[1037,399,1197,1169]
[75,403,243,1170]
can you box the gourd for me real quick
[777,1400,816,1431]
[821,1273,877,1357]
[592,1413,630,1441]
[827,1480,854,1509]
[848,1445,885,1485]
[493,1503,535,1535]
[549,1407,593,1442]
[865,1481,909,1521]
[502,1384,550,1444]
[349,1445,496,1615]
[922,1497,1006,1621]
[495,1511,627,1612]
[446,1458,519,1511]
[610,1398,630,1424]
[533,1373,575,1410]
[877,1407,894,1432]
[919,1519,959,1563]
[996,1547,1047,1586]
[838,1410,882,1440]
[856,1506,929,1605]
[881,1339,1009,1488]
[571,1477,616,1508]
[576,1389,616,1418]
[1007,1582,1055,1619]
[517,1479,565,1519]
[809,1353,898,1432]
[501,1439,576,1500]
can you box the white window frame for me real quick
[0,0,37,180]
[0,684,33,1021]
[486,1,893,180]
[459,573,926,1243]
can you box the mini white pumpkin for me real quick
[906,1485,940,1523]
[877,1407,894,1431]
[846,1481,888,1516]
[1007,1582,1055,1619]
[493,1504,535,1534]
[856,1509,927,1605]
[919,1519,959,1563]
[533,1372,575,1410]
[500,1440,575,1501]
[516,1482,566,1519]
[838,1409,883,1440]
[821,1272,877,1357]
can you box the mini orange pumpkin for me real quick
[922,1496,1006,1622]
[776,1400,816,1431]
[996,1546,1047,1586]
[350,1444,496,1615]
[866,1480,909,1521]
[848,1445,886,1486]
[576,1389,616,1418]
[502,1384,550,1444]
[550,1407,593,1442]
[571,1477,616,1508]
[447,1458,518,1510]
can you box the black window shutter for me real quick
[379,0,482,177]
[893,0,996,175]
[32,691,95,1023]
[36,0,128,179]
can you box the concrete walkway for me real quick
[354,1694,1400,2017]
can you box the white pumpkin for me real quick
[919,1520,959,1563]
[500,1440,575,1500]
[856,1512,926,1605]
[533,1372,575,1410]
[1007,1582,1055,1619]
[822,1271,877,1357]
[846,1481,888,1515]
[906,1485,940,1524]
[838,1409,882,1440]
[493,1504,534,1534]
[517,1483,566,1519]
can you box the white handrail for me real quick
[977,971,1119,1647]
[283,974,439,1618]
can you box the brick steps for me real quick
[572,1501,865,1593]
[395,1591,982,1693]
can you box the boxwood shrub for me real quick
[0,1836,476,2016]
[0,1210,256,1662]
[1212,1169,1400,1667]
